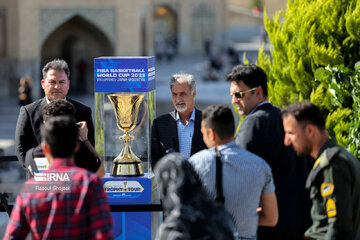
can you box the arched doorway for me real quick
[41,15,114,95]
[153,5,178,59]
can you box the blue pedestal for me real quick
[111,212,151,240]
[103,173,159,240]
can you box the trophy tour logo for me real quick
[104,180,144,198]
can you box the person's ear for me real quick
[255,87,263,97]
[41,79,45,89]
[42,142,50,156]
[209,128,216,141]
[192,89,196,97]
[305,124,315,138]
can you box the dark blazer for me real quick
[15,97,95,168]
[151,108,207,167]
[25,141,101,176]
[236,103,312,232]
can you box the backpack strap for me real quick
[215,148,225,204]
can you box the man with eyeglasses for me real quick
[15,59,95,170]
[226,64,312,240]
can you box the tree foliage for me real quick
[311,64,360,157]
[257,0,360,157]
[257,0,360,106]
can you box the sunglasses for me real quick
[231,86,260,99]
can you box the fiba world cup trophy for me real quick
[107,93,145,177]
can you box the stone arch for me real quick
[40,8,117,47]
[41,15,114,94]
[153,5,178,38]
[153,5,178,58]
[190,3,216,49]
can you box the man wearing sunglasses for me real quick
[226,64,312,240]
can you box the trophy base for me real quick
[111,161,144,177]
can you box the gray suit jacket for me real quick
[15,97,94,168]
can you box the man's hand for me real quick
[77,121,88,142]
[77,121,105,177]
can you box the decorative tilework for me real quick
[40,8,116,46]
[191,3,216,18]
[190,3,216,47]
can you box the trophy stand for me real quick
[111,129,144,176]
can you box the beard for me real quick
[293,142,312,157]
[174,101,187,112]
[234,103,248,116]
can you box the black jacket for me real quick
[236,102,312,231]
[151,108,207,167]
[15,97,94,168]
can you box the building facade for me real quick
[0,0,228,98]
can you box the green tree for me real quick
[257,0,360,106]
[256,0,360,156]
[311,63,360,157]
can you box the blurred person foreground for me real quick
[154,153,238,240]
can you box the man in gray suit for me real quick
[226,64,311,240]
[15,59,94,169]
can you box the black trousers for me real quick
[257,227,304,240]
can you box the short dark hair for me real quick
[202,104,235,139]
[226,64,268,96]
[41,116,78,158]
[42,99,76,122]
[281,100,326,130]
[42,59,70,79]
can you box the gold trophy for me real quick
[107,93,145,176]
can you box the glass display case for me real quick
[94,56,159,240]
[94,56,155,176]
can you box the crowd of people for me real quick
[4,58,360,240]
[154,33,178,62]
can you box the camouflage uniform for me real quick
[305,139,360,240]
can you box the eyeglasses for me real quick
[231,86,260,99]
